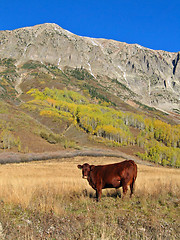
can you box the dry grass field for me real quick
[0,157,180,239]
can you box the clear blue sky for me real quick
[0,0,179,52]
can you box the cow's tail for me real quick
[129,160,137,182]
[128,160,137,196]
[133,162,137,182]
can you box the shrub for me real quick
[0,129,22,150]
[40,131,62,144]
[22,61,43,69]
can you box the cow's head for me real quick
[77,163,95,179]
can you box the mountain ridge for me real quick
[3,23,178,53]
[0,23,180,113]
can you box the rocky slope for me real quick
[0,23,179,112]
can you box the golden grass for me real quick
[0,156,179,212]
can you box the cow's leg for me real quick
[122,184,128,198]
[130,180,135,197]
[96,189,98,199]
[96,188,102,202]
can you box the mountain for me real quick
[0,23,180,167]
[0,23,179,114]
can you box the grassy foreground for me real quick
[0,156,179,239]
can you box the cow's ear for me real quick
[90,165,95,171]
[77,165,83,169]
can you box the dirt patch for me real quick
[118,145,145,156]
[14,130,64,153]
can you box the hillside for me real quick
[0,72,179,167]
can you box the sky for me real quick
[0,0,179,52]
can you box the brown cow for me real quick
[77,160,137,201]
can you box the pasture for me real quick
[0,156,179,239]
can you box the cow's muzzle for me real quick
[83,176,88,179]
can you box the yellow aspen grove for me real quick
[26,87,180,167]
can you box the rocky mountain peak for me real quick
[0,23,179,113]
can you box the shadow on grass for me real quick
[81,189,122,200]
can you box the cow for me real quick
[77,160,137,201]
